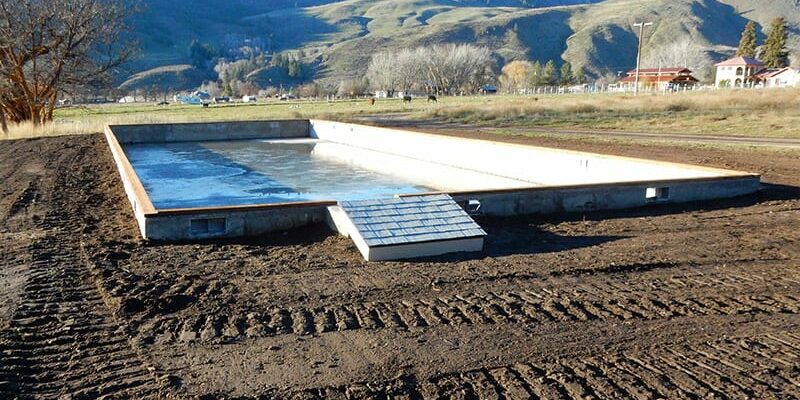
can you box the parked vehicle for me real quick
[213,96,230,104]
[242,95,257,103]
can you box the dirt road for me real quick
[0,133,798,399]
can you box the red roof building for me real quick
[752,67,799,88]
[619,68,699,90]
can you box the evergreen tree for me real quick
[188,40,216,69]
[574,66,586,84]
[559,62,575,86]
[761,17,789,68]
[736,21,758,58]
[542,60,558,86]
[288,59,302,78]
[529,61,543,87]
[272,52,286,68]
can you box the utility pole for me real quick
[633,21,653,96]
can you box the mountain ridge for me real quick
[123,0,800,89]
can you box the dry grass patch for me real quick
[427,89,800,138]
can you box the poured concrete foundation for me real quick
[105,120,761,247]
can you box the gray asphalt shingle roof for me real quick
[339,194,486,247]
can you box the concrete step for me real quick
[328,194,486,261]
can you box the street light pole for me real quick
[633,21,653,96]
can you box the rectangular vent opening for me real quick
[458,199,483,216]
[646,187,670,202]
[190,218,227,235]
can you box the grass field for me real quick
[426,89,800,138]
[3,88,799,140]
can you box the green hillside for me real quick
[123,0,800,89]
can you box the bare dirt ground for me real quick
[0,131,798,399]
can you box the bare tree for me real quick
[499,60,533,93]
[395,48,422,95]
[198,81,222,98]
[365,44,493,97]
[417,44,493,95]
[0,0,136,130]
[366,52,399,97]
[642,40,712,80]
[337,78,368,98]
[296,82,322,99]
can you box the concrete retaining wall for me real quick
[309,120,746,186]
[448,176,762,216]
[111,120,309,144]
[104,127,155,237]
[143,204,333,241]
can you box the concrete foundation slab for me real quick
[104,120,762,260]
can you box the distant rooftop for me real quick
[753,67,794,79]
[625,68,692,75]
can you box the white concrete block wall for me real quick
[309,120,735,188]
[311,142,533,191]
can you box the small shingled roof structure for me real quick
[753,67,793,79]
[330,194,486,261]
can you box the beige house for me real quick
[714,57,764,87]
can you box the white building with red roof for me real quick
[715,56,799,88]
[714,57,764,87]
[752,67,800,88]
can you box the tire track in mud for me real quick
[287,332,800,399]
[0,144,166,398]
[140,271,800,345]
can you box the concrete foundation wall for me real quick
[143,205,332,241]
[104,128,154,237]
[449,176,762,216]
[311,142,532,191]
[104,119,762,243]
[111,120,309,144]
[309,120,747,186]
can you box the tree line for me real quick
[366,44,494,96]
[498,60,586,92]
[737,18,790,68]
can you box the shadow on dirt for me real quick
[506,183,799,226]
[480,222,627,258]
[413,184,799,263]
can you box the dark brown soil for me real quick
[0,132,798,399]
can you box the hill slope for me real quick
[123,0,800,88]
